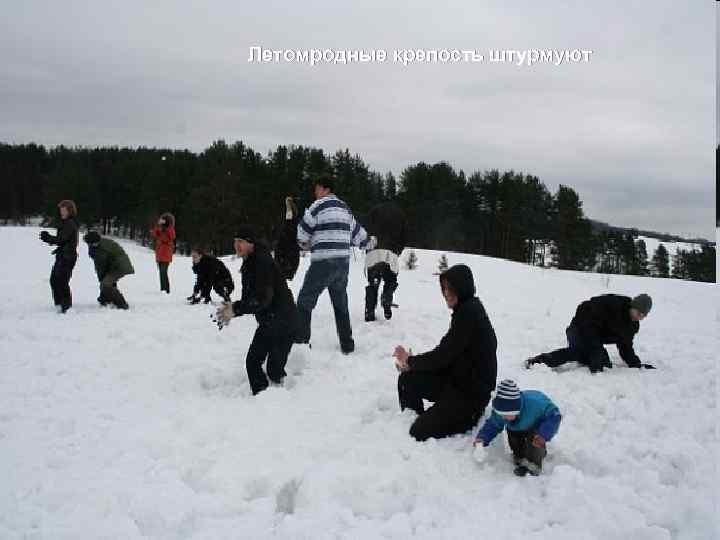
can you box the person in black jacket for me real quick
[364,202,407,321]
[187,247,234,304]
[39,200,79,313]
[214,226,298,395]
[393,264,498,442]
[526,293,655,373]
[274,196,300,280]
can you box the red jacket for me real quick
[150,226,176,262]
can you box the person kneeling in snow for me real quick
[214,226,298,395]
[83,231,135,310]
[187,247,234,304]
[526,293,655,373]
[473,379,561,477]
[393,264,497,442]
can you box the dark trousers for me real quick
[296,258,352,348]
[157,262,170,292]
[99,273,129,309]
[246,322,294,395]
[537,325,611,373]
[507,430,547,469]
[398,371,485,442]
[50,255,77,310]
[365,262,398,320]
[202,280,234,302]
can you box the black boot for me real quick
[381,282,397,320]
[365,284,378,322]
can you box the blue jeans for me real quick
[296,258,353,348]
[541,325,610,373]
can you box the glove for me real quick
[641,363,656,370]
[40,231,52,243]
[365,236,378,251]
[472,443,487,463]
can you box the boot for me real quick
[365,284,378,322]
[381,282,398,320]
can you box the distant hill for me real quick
[588,219,714,246]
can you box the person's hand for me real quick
[215,302,234,323]
[39,231,52,243]
[393,345,411,372]
[472,444,487,463]
[531,434,546,448]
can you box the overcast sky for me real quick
[1,1,715,239]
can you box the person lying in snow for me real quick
[473,379,561,477]
[525,293,655,373]
[187,247,234,304]
[393,264,497,442]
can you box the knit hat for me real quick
[233,225,256,244]
[631,294,652,316]
[492,379,522,416]
[83,231,101,245]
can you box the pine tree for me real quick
[406,250,418,270]
[438,254,448,272]
[652,244,670,278]
[635,239,649,276]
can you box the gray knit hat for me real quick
[631,294,652,315]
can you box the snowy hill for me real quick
[1,227,717,539]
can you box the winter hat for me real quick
[631,294,652,316]
[233,225,257,244]
[83,231,101,245]
[492,379,522,416]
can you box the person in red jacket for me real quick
[150,212,176,293]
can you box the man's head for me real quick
[83,231,101,246]
[439,264,476,310]
[313,175,335,200]
[630,293,652,322]
[58,200,77,219]
[233,226,257,259]
[190,247,205,264]
[493,379,522,421]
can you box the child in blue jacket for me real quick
[473,379,561,476]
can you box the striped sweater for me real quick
[297,195,369,261]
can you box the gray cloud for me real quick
[0,0,715,238]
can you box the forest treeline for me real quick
[1,141,715,282]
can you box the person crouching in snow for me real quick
[473,379,561,477]
[213,226,298,395]
[393,264,497,442]
[83,231,135,310]
[187,247,235,304]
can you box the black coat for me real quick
[366,202,407,256]
[232,244,297,330]
[408,265,497,404]
[46,218,79,259]
[192,255,233,296]
[571,294,641,367]
[274,217,300,279]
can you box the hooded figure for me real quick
[393,264,498,442]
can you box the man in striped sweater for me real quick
[295,175,373,354]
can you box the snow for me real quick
[1,227,717,540]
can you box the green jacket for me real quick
[90,238,135,280]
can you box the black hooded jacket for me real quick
[192,255,233,297]
[408,264,498,404]
[366,202,407,256]
[231,243,297,329]
[571,294,641,367]
[46,218,79,259]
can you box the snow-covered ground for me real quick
[0,227,717,540]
